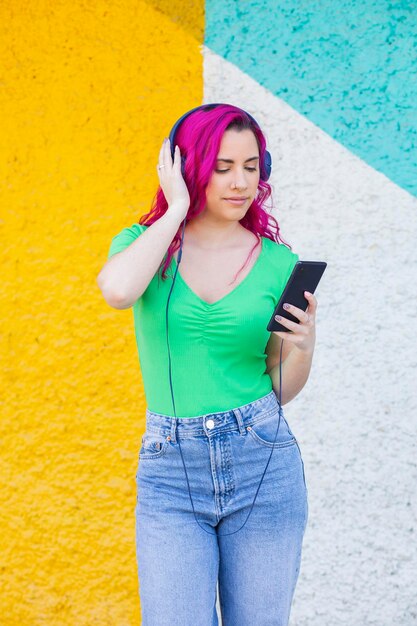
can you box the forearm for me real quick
[269,346,314,405]
[97,209,183,309]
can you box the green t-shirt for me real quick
[108,223,298,418]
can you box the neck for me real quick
[184,213,245,249]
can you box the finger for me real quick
[157,138,166,170]
[173,144,181,171]
[304,291,318,312]
[272,330,297,343]
[158,138,168,171]
[274,315,304,332]
[164,137,174,169]
[275,315,309,334]
[282,302,309,324]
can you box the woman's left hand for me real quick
[272,291,317,355]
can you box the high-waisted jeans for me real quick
[135,390,308,626]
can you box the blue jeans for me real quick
[135,390,308,626]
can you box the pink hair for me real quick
[138,103,292,280]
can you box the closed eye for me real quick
[215,167,258,173]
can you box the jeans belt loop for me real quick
[170,417,177,443]
[233,408,246,436]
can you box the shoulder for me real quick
[108,222,149,258]
[262,236,299,265]
[261,237,299,286]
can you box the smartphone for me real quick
[267,261,327,332]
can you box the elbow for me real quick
[96,273,132,310]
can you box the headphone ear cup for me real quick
[181,154,186,178]
[262,150,272,181]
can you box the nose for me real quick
[231,168,249,190]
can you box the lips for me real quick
[224,196,249,207]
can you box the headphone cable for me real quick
[165,216,284,536]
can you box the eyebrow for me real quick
[216,156,259,163]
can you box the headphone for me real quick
[168,103,272,181]
[164,104,284,537]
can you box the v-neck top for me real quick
[108,223,299,418]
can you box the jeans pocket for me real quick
[139,432,170,460]
[247,409,296,449]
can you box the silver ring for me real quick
[157,164,166,170]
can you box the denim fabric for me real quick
[135,390,308,626]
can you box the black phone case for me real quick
[267,261,327,332]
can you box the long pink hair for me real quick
[139,103,292,281]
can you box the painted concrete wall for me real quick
[2,0,416,624]
[204,2,417,624]
[0,1,203,623]
[206,0,417,197]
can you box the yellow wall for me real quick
[0,1,203,623]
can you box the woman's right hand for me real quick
[157,138,190,220]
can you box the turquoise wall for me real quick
[206,0,417,197]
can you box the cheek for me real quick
[205,179,217,196]
[206,181,222,199]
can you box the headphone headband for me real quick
[168,103,272,181]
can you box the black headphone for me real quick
[168,103,272,181]
[164,104,284,538]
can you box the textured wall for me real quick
[0,1,203,623]
[206,0,417,198]
[3,0,416,624]
[204,3,417,624]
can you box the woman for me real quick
[97,103,317,626]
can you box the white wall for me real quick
[205,48,417,626]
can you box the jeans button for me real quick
[206,419,215,430]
